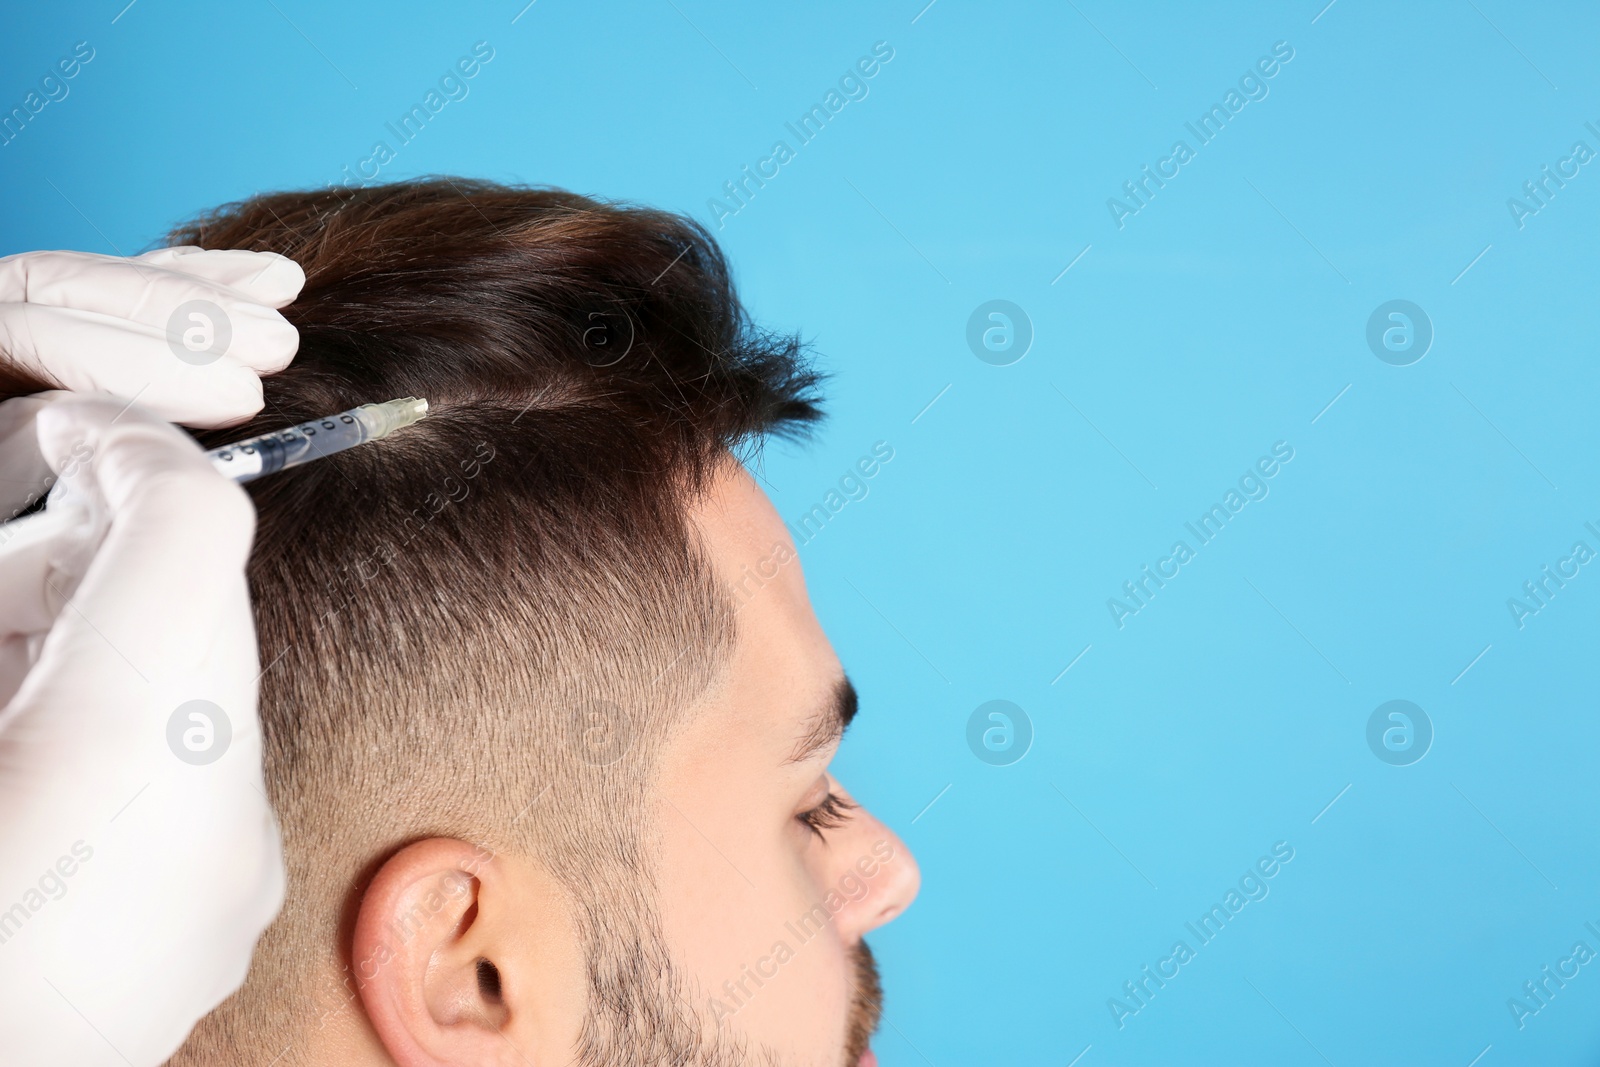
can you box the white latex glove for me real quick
[0,246,304,429]
[0,393,284,1067]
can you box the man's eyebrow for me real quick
[785,675,858,765]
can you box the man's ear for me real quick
[352,837,583,1067]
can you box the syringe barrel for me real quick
[206,397,428,483]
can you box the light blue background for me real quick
[5,2,1599,1064]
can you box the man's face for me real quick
[657,463,921,1067]
[276,461,919,1067]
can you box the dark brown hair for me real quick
[135,178,824,1059]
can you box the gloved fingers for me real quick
[134,246,306,309]
[0,392,62,518]
[0,395,82,648]
[0,248,300,374]
[0,572,280,1065]
[9,395,258,700]
[0,388,282,1065]
[0,302,288,427]
[0,247,304,315]
[133,244,203,261]
[0,504,93,658]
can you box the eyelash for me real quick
[797,790,857,839]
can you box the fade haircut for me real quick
[143,178,822,1061]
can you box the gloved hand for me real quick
[0,246,303,428]
[0,393,284,1067]
[0,244,301,1065]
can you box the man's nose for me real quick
[830,789,921,941]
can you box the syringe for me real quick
[0,396,429,553]
[207,396,429,483]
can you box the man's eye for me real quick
[796,790,857,840]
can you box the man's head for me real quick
[168,179,919,1066]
